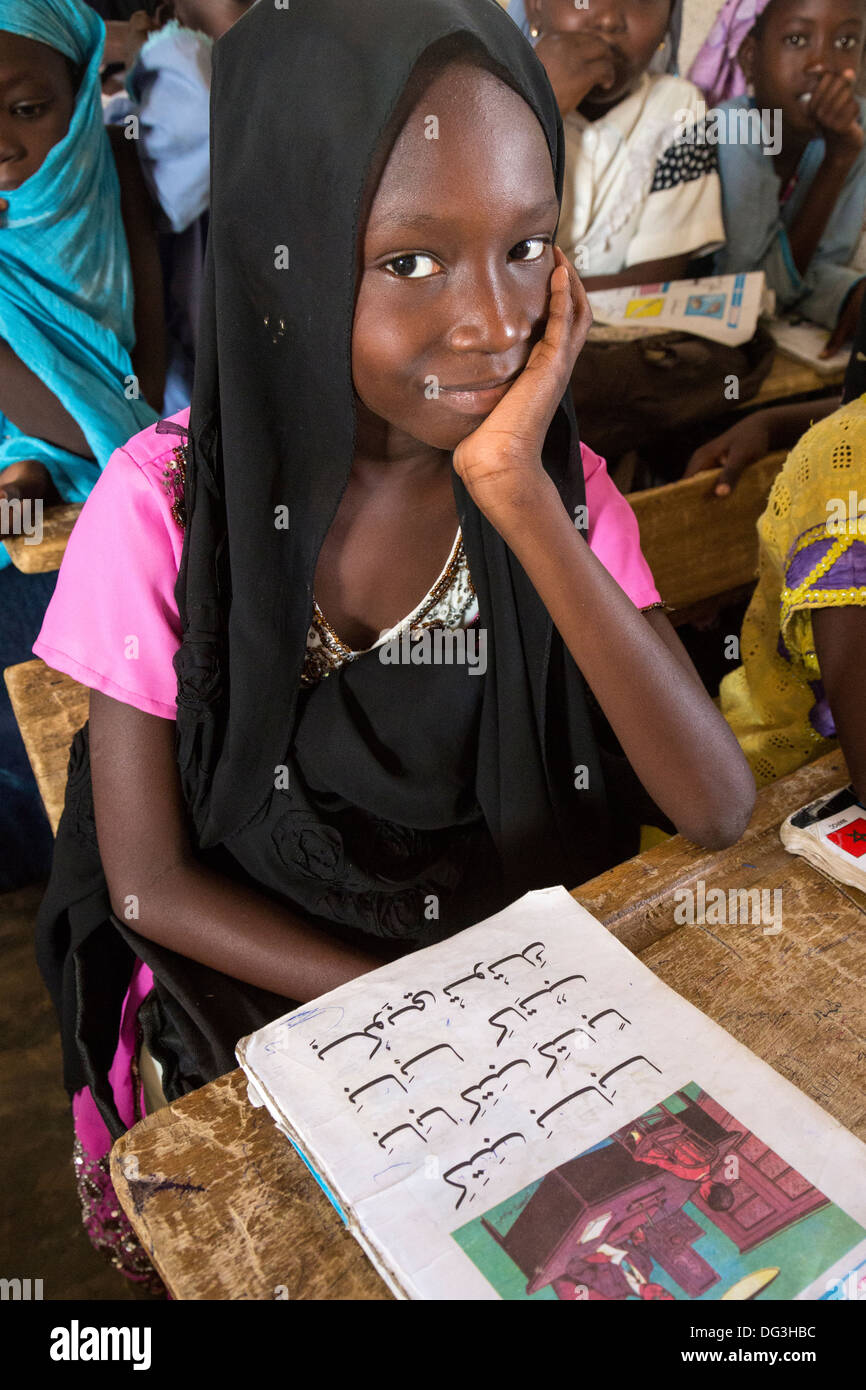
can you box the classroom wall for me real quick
[679,0,723,75]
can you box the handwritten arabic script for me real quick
[299,939,662,1212]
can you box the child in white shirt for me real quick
[510,1,725,288]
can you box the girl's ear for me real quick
[738,34,757,89]
[526,0,544,29]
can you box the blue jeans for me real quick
[0,566,59,889]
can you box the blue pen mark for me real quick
[263,1005,345,1051]
[373,1162,412,1184]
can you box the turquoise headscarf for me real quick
[0,0,158,564]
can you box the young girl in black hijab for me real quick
[34,0,753,1281]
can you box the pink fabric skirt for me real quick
[71,959,165,1293]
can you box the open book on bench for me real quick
[237,887,866,1301]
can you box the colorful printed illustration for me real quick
[624,296,665,319]
[452,1084,866,1301]
[685,293,726,320]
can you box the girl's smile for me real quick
[435,370,525,417]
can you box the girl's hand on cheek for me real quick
[812,69,864,163]
[452,247,591,536]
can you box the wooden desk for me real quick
[111,750,866,1300]
[3,502,82,574]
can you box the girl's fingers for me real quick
[813,70,858,123]
[473,250,587,443]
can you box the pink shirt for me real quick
[34,409,661,720]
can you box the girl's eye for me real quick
[12,102,49,119]
[384,253,439,279]
[783,33,807,47]
[837,35,859,50]
[510,238,548,262]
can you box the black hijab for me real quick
[174,0,640,896]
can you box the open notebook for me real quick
[237,887,866,1301]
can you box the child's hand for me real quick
[811,67,864,163]
[682,414,772,496]
[124,10,162,71]
[0,460,60,532]
[534,32,617,117]
[452,248,592,532]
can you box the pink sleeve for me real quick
[582,443,661,610]
[33,433,185,721]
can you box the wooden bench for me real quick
[627,452,786,625]
[3,660,88,833]
[3,502,83,574]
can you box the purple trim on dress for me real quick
[786,537,866,590]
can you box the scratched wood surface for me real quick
[111,750,866,1300]
[3,502,82,573]
[3,660,88,833]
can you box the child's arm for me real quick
[812,606,866,804]
[785,70,863,281]
[0,338,92,458]
[109,125,167,414]
[89,689,390,1002]
[683,397,841,494]
[580,254,693,295]
[454,250,756,848]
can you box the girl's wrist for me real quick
[820,143,859,174]
[490,474,581,563]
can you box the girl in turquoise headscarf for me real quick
[0,0,162,890]
[0,0,161,528]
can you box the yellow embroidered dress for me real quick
[720,395,866,787]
